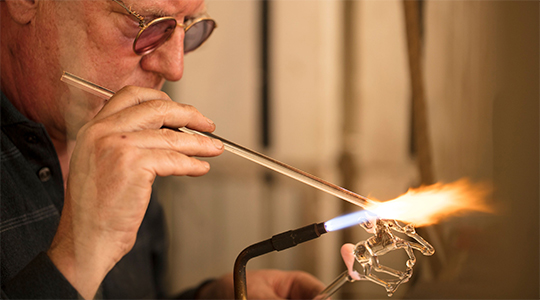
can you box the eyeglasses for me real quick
[111,0,216,55]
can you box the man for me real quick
[0,0,325,298]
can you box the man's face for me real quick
[33,0,206,139]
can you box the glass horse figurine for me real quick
[316,217,435,299]
[344,218,435,296]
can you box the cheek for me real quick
[86,28,148,89]
[85,25,135,72]
[71,30,142,92]
[56,7,138,84]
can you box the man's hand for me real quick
[47,86,224,299]
[198,270,325,299]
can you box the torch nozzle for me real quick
[324,210,377,232]
[271,223,327,251]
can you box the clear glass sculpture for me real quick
[316,218,434,299]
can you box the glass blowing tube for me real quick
[61,71,377,208]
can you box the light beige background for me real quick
[157,1,539,298]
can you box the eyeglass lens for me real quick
[134,18,216,55]
[184,19,216,53]
[134,18,177,55]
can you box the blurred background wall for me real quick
[156,0,539,298]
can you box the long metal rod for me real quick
[61,71,376,208]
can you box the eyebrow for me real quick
[118,0,168,18]
[114,0,206,21]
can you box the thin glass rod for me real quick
[179,128,375,208]
[313,270,353,300]
[61,72,115,98]
[60,71,376,208]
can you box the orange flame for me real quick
[366,179,493,227]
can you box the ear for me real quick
[5,0,38,25]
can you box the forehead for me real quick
[119,0,206,16]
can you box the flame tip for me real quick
[367,179,494,226]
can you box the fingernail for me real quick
[203,161,210,170]
[206,117,215,126]
[212,138,224,150]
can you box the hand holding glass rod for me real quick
[61,71,377,208]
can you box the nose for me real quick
[139,28,185,82]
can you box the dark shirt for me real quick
[0,93,196,299]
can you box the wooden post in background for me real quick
[403,0,434,186]
[403,0,447,277]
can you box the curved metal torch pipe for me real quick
[233,223,327,300]
[234,239,275,300]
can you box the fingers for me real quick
[82,129,224,179]
[94,86,216,133]
[198,270,325,300]
[102,99,215,133]
[341,243,361,281]
[103,128,224,157]
[97,86,170,117]
[74,86,224,175]
[247,270,324,299]
[138,148,212,177]
[279,271,326,300]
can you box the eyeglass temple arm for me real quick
[111,0,146,25]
